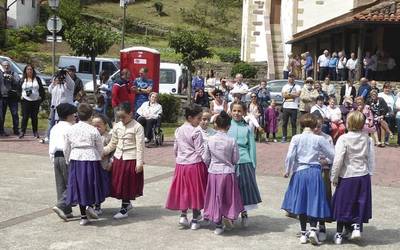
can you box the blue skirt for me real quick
[235,162,262,209]
[281,165,331,219]
[67,160,110,206]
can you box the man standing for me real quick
[346,52,358,82]
[317,50,330,80]
[133,67,153,113]
[305,52,313,78]
[231,73,249,102]
[191,70,204,96]
[281,74,301,143]
[0,61,21,136]
[337,51,347,81]
[66,65,86,104]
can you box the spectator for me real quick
[217,77,231,102]
[19,64,46,139]
[137,92,163,143]
[112,68,133,122]
[299,77,318,116]
[363,51,373,80]
[253,80,271,111]
[283,53,292,79]
[337,51,347,81]
[290,55,302,79]
[133,67,154,114]
[346,52,358,82]
[314,81,329,105]
[98,70,112,117]
[355,97,377,139]
[326,97,345,143]
[205,69,217,98]
[0,61,21,136]
[328,52,338,81]
[66,65,85,104]
[317,49,330,80]
[378,83,396,145]
[194,88,209,108]
[340,96,356,124]
[322,77,336,98]
[340,80,356,105]
[41,69,75,143]
[281,74,301,142]
[191,70,205,96]
[247,92,264,138]
[370,80,380,93]
[210,89,227,122]
[231,73,249,103]
[357,77,372,100]
[304,52,313,78]
[395,92,400,146]
[368,90,393,147]
[311,96,329,135]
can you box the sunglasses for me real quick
[251,96,257,98]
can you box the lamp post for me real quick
[121,0,128,50]
[48,0,60,76]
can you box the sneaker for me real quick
[190,221,200,230]
[145,138,150,143]
[273,139,278,143]
[40,137,49,144]
[18,133,25,139]
[281,137,287,143]
[214,227,224,235]
[66,213,74,219]
[299,233,308,244]
[113,211,129,219]
[79,218,90,226]
[86,207,99,219]
[95,208,103,216]
[265,138,269,143]
[350,224,361,240]
[308,230,321,245]
[52,206,68,221]
[179,216,190,227]
[222,218,234,231]
[333,233,343,245]
[384,141,390,146]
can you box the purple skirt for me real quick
[332,174,372,224]
[67,160,110,206]
[203,173,244,223]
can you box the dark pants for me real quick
[0,97,19,134]
[283,71,289,79]
[319,67,328,80]
[396,116,400,145]
[306,69,313,78]
[137,116,161,141]
[328,67,337,81]
[338,69,347,81]
[54,154,72,214]
[282,108,298,138]
[21,99,41,134]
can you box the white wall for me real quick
[297,0,354,33]
[281,0,294,68]
[7,0,39,28]
[241,0,249,62]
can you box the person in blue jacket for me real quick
[134,67,153,114]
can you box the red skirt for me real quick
[111,158,144,200]
[165,162,208,211]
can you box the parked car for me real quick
[248,79,304,105]
[58,56,120,84]
[84,62,187,94]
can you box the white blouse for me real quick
[326,106,342,123]
[137,101,162,120]
[22,78,41,101]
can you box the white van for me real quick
[58,56,120,84]
[84,62,187,94]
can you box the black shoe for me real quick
[0,132,9,137]
[13,131,20,136]
[18,133,25,139]
[33,132,39,138]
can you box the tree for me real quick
[169,29,212,103]
[58,0,81,29]
[65,22,118,92]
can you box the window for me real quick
[32,0,36,8]
[102,61,118,75]
[160,69,176,84]
[78,60,100,74]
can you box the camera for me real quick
[54,68,68,82]
[25,88,33,97]
[3,73,13,81]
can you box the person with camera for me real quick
[19,64,45,139]
[0,61,21,136]
[41,68,75,143]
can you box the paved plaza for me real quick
[0,136,399,249]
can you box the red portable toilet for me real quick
[120,46,161,108]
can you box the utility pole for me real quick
[52,14,56,76]
[121,1,127,50]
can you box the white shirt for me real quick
[49,121,72,162]
[64,121,103,163]
[310,104,328,118]
[48,74,75,108]
[337,57,347,69]
[317,54,330,67]
[378,92,395,112]
[231,82,249,101]
[282,83,301,109]
[331,132,375,182]
[346,58,358,70]
[322,83,336,96]
[137,101,163,119]
[345,84,353,97]
[326,106,342,123]
[22,78,41,101]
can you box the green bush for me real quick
[216,49,240,63]
[158,93,181,123]
[231,62,258,78]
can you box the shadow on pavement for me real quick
[355,226,400,247]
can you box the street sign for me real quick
[46,35,63,43]
[120,0,134,7]
[46,16,63,33]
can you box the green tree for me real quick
[65,22,118,92]
[58,0,81,29]
[169,29,212,103]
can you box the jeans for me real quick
[21,99,41,134]
[0,97,19,133]
[137,116,161,141]
[396,116,400,145]
[46,107,57,139]
[282,108,298,138]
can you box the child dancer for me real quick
[203,111,244,235]
[166,104,207,230]
[331,111,374,244]
[50,103,77,221]
[227,101,262,227]
[264,99,279,142]
[198,110,216,141]
[92,114,113,215]
[281,113,334,245]
[103,102,145,219]
[64,103,109,226]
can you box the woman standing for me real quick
[19,64,45,139]
[210,89,227,122]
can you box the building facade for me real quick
[7,0,40,28]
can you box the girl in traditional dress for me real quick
[165,104,208,230]
[264,99,279,142]
[227,101,262,227]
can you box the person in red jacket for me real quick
[112,69,134,122]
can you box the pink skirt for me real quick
[111,158,144,200]
[165,162,208,210]
[203,173,244,223]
